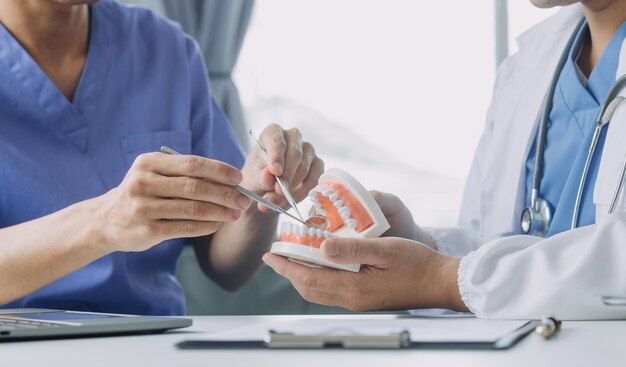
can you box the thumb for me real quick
[369,190,403,218]
[321,237,394,267]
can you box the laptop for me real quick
[0,308,192,341]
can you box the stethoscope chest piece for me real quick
[521,197,552,237]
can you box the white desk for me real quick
[2,315,624,367]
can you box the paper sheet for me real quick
[200,317,529,343]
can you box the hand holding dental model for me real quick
[263,188,468,312]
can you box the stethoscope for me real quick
[521,18,626,237]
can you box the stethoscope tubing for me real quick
[525,18,626,235]
[530,18,585,205]
[572,87,626,229]
[571,124,603,229]
[609,153,626,214]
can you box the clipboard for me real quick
[176,320,539,350]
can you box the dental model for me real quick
[270,168,390,272]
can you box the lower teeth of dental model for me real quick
[278,222,335,248]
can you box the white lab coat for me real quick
[432,4,626,320]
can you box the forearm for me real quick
[0,198,112,305]
[195,206,279,291]
[458,213,626,319]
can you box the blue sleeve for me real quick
[185,37,246,170]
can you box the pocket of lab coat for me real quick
[593,107,626,223]
[120,130,192,169]
[594,185,626,224]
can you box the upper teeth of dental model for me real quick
[307,184,364,233]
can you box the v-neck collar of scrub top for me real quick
[559,21,626,136]
[0,4,117,152]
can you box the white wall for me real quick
[235,0,558,226]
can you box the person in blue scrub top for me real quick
[0,0,323,315]
[263,0,626,318]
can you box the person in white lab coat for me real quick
[263,0,626,319]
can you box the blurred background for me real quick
[122,0,558,315]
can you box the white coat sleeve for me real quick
[458,212,626,320]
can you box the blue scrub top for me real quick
[0,1,245,315]
[525,21,626,237]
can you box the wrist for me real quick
[437,255,468,312]
[74,194,117,256]
[50,199,114,263]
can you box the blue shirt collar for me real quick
[561,20,626,110]
[587,21,626,103]
[0,3,117,151]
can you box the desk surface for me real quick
[2,315,624,367]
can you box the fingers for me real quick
[258,125,314,187]
[288,142,315,188]
[259,124,287,176]
[370,190,384,208]
[368,190,404,217]
[291,156,324,202]
[280,128,304,185]
[250,124,322,207]
[263,254,342,306]
[257,152,322,211]
[320,237,398,267]
[263,253,379,312]
[138,174,250,210]
[291,282,342,307]
[145,198,242,222]
[132,152,242,186]
[149,219,224,239]
[262,254,351,294]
